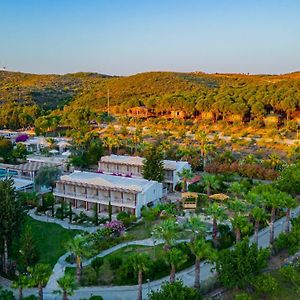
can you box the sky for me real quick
[0,0,300,75]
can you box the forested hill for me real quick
[0,70,300,129]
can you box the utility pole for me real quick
[107,89,110,115]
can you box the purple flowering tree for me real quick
[104,220,125,236]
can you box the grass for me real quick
[13,216,81,268]
[66,242,195,286]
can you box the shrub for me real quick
[107,255,123,270]
[252,274,278,296]
[117,211,129,220]
[79,296,103,300]
[148,258,168,279]
[55,207,64,219]
[23,296,38,300]
[148,280,202,300]
[104,220,125,235]
[274,222,300,255]
[91,257,104,276]
[15,134,29,143]
[234,293,252,300]
[65,253,76,264]
[215,239,270,288]
[218,224,235,250]
[80,267,97,286]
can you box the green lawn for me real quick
[13,216,81,268]
[126,219,192,241]
[66,243,194,286]
[126,221,153,240]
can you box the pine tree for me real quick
[19,225,39,268]
[142,145,164,182]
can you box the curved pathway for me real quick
[28,209,100,233]
[3,207,300,300]
[46,238,190,292]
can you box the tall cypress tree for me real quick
[142,145,164,182]
[0,178,24,273]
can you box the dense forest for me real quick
[0,70,300,130]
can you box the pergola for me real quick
[208,193,229,201]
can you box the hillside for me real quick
[0,70,300,130]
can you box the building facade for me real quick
[53,171,163,218]
[98,155,191,192]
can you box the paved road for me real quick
[3,208,300,300]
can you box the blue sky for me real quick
[0,0,299,75]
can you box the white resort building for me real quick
[98,155,191,192]
[53,171,163,218]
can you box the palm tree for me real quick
[228,182,247,200]
[189,237,212,289]
[184,216,206,243]
[66,235,89,282]
[177,168,194,192]
[227,199,251,242]
[206,203,227,247]
[11,274,28,300]
[129,253,151,300]
[202,174,220,196]
[251,206,266,245]
[28,263,52,300]
[164,248,187,283]
[54,274,77,300]
[265,192,285,246]
[195,131,208,168]
[248,185,284,247]
[152,219,179,251]
[231,215,251,242]
[282,194,297,233]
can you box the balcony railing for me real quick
[53,190,135,206]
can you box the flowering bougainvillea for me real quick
[15,134,29,143]
[104,220,125,235]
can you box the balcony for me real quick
[53,189,135,207]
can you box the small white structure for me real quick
[21,137,50,153]
[56,140,71,153]
[98,155,191,192]
[53,171,163,218]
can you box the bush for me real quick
[65,253,76,264]
[107,255,123,270]
[215,239,270,288]
[80,266,97,286]
[148,280,202,300]
[148,258,168,279]
[252,274,278,296]
[36,205,45,213]
[91,257,104,276]
[23,296,38,300]
[104,220,125,235]
[218,224,235,250]
[234,293,252,300]
[274,222,300,255]
[79,296,103,300]
[55,207,64,219]
[0,287,14,300]
[117,211,129,221]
